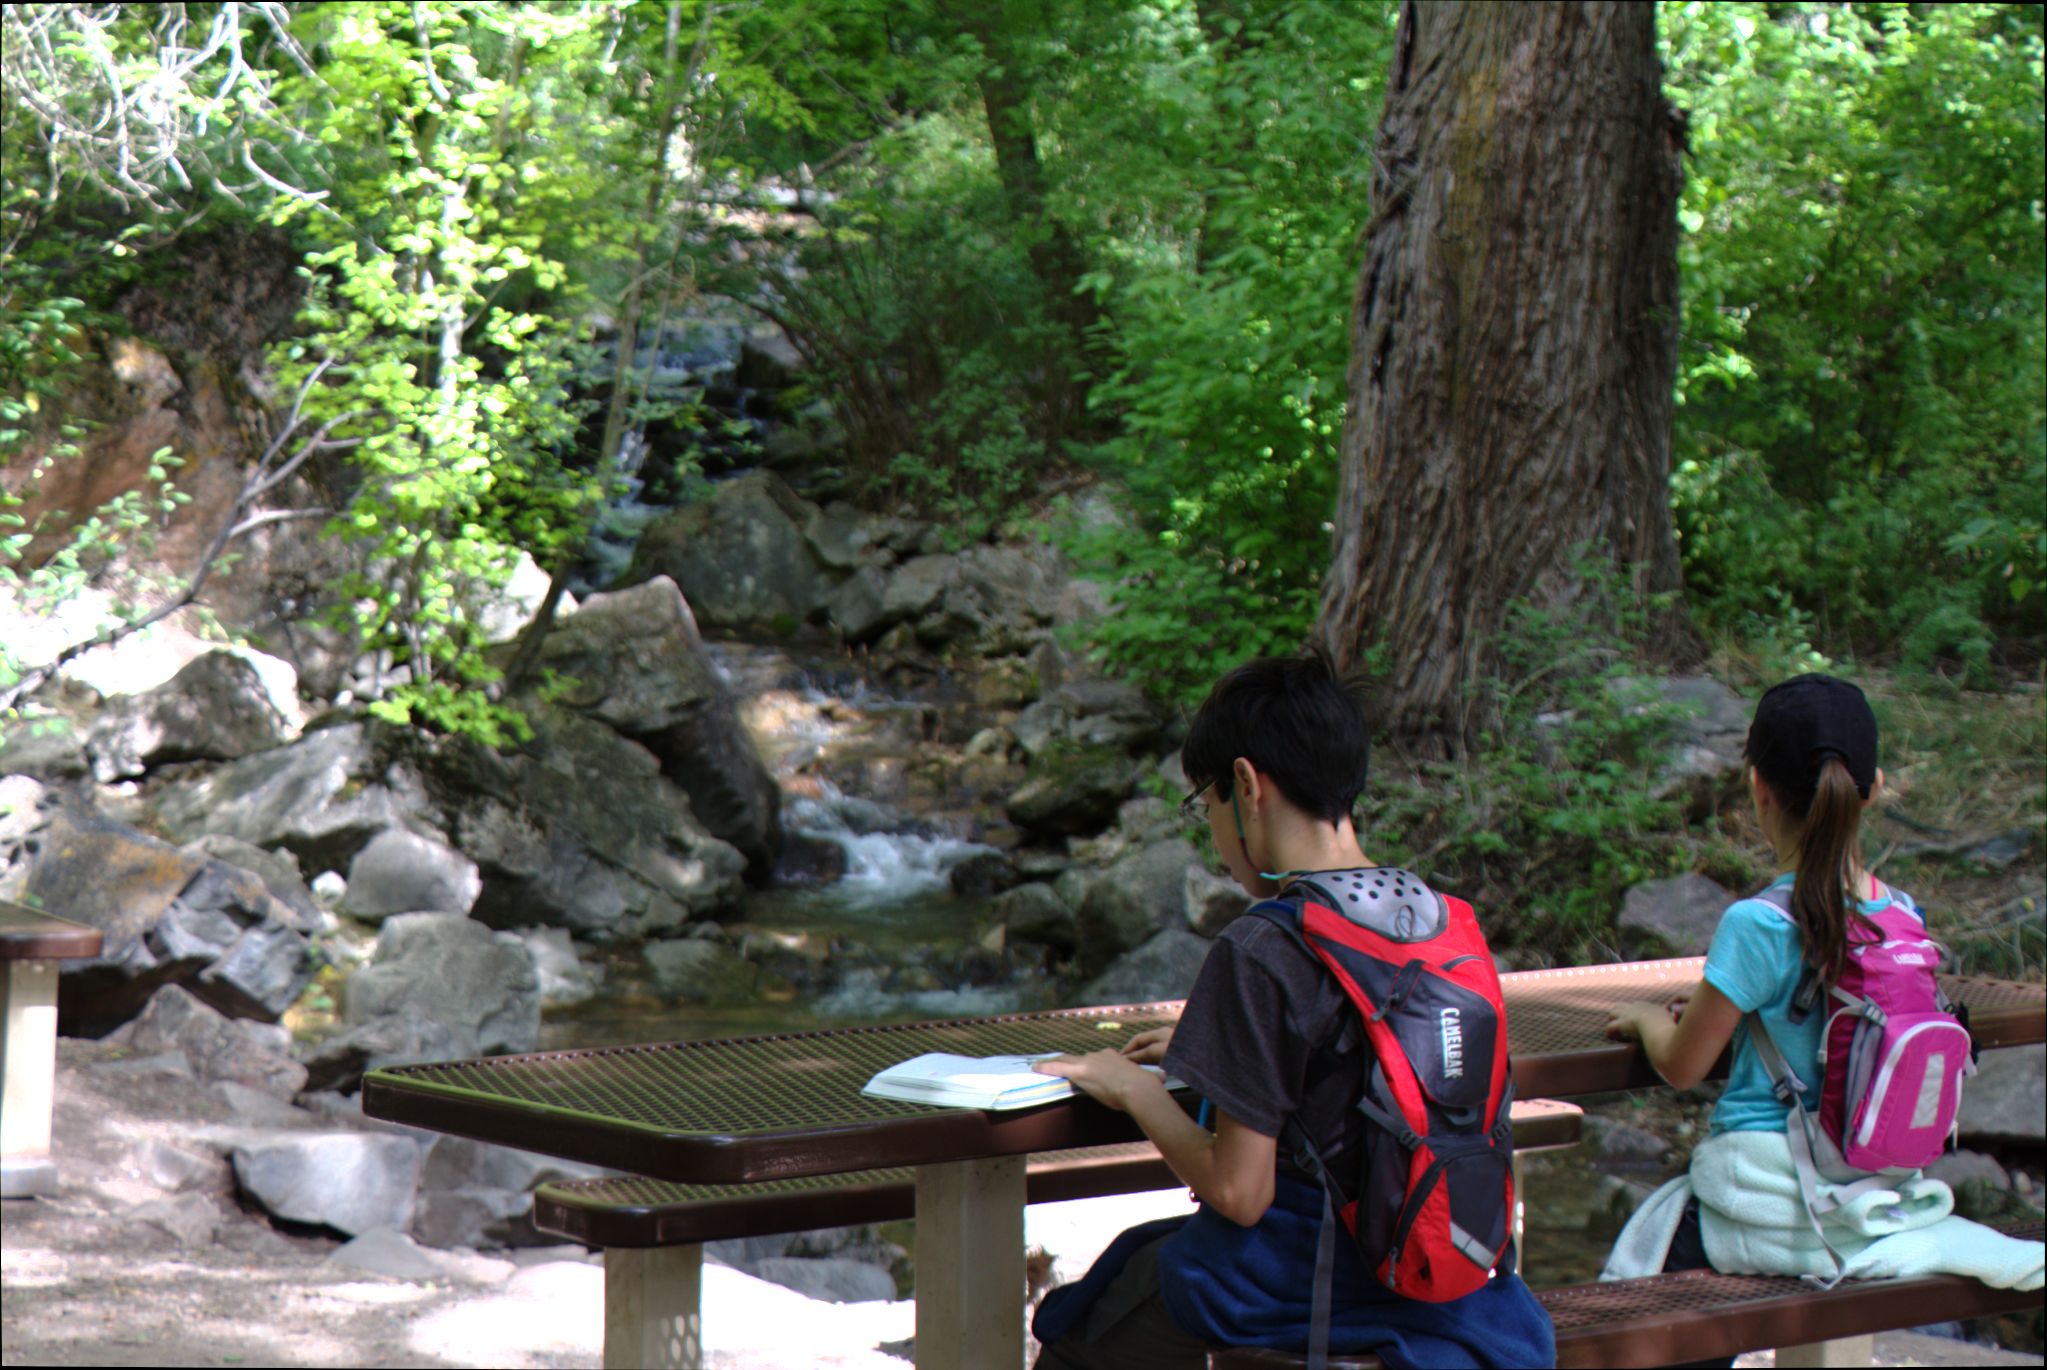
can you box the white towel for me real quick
[1600,1129,2043,1290]
[1599,1174,1693,1281]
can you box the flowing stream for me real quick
[537,639,1049,1050]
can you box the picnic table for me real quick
[363,957,2045,1370]
[1,901,103,1199]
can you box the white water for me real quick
[784,780,993,911]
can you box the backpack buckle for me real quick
[1368,959,1427,1022]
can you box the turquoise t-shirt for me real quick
[1702,874,1919,1135]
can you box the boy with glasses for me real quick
[1032,652,1553,1369]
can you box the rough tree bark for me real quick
[1316,0,1694,741]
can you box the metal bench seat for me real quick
[1207,1218,2047,1369]
[535,1101,1583,1369]
[533,1099,1586,1248]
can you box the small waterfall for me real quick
[785,780,992,910]
[575,426,662,595]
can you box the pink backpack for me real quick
[1748,882,1976,1279]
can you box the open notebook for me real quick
[861,1052,1181,1111]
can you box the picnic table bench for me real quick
[363,958,2046,1370]
[533,1102,1587,1368]
[1,900,103,1199]
[1209,1217,2046,1369]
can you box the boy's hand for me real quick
[1120,1027,1173,1065]
[1033,1049,1163,1113]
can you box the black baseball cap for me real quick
[1745,674,1878,800]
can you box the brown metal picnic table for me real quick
[361,957,2044,1370]
[2,901,104,1198]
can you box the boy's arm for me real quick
[1034,1050,1277,1226]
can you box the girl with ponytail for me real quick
[1603,673,1886,1110]
[1600,674,2044,1311]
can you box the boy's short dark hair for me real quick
[1181,650,1371,825]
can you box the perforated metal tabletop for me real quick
[362,960,2045,1185]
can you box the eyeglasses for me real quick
[1179,782,1228,826]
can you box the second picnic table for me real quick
[362,957,2045,1370]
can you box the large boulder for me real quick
[1615,874,1735,958]
[529,577,781,879]
[340,827,481,920]
[825,565,893,642]
[181,834,325,932]
[297,1004,482,1095]
[231,1131,423,1237]
[343,914,540,1058]
[1612,675,1751,803]
[1046,680,1163,753]
[803,503,893,573]
[644,938,756,1003]
[878,544,1071,657]
[1185,864,1247,937]
[1073,841,1202,978]
[151,721,426,875]
[1959,1045,2046,1144]
[107,985,307,1100]
[625,471,830,632]
[1077,929,1213,1006]
[439,707,748,941]
[413,1135,606,1250]
[1006,752,1139,839]
[0,705,91,781]
[993,883,1077,956]
[880,553,958,624]
[86,649,298,781]
[0,775,56,900]
[25,806,316,1035]
[1009,680,1163,762]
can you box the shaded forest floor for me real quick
[1357,664,2044,978]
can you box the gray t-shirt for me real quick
[1162,874,1376,1179]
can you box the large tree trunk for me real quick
[965,8,1105,447]
[1317,1,1693,740]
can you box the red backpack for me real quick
[1251,868,1516,1317]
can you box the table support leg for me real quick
[1510,1151,1526,1273]
[915,1155,1027,1370]
[1,959,59,1200]
[605,1244,703,1370]
[1775,1335,1873,1368]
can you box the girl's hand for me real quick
[1033,1049,1163,1113]
[1120,1027,1174,1065]
[1604,1001,1677,1042]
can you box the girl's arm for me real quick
[1035,1049,1277,1226]
[1604,979,1744,1090]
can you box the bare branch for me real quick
[0,385,389,714]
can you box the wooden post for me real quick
[1776,1335,1873,1368]
[605,1244,704,1370]
[0,959,59,1199]
[914,1155,1027,1370]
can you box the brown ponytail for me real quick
[1791,756,1877,989]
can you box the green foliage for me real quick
[779,108,1061,540]
[1066,3,1396,703]
[258,3,624,737]
[1663,2,2047,680]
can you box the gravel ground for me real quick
[0,1040,1191,1368]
